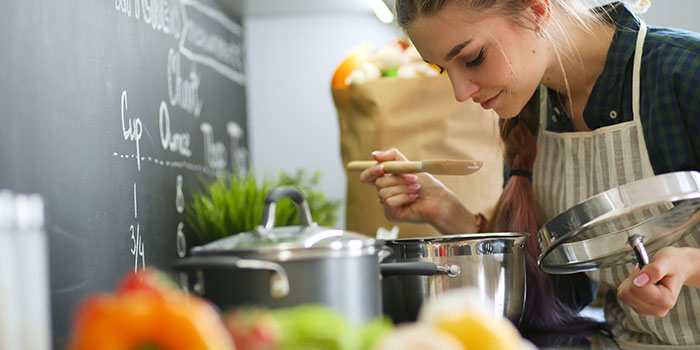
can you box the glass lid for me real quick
[190,186,378,260]
[191,225,376,254]
[538,171,700,274]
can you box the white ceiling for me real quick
[220,0,396,17]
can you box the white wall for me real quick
[245,12,399,227]
[637,0,700,32]
[581,0,700,32]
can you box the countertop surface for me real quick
[520,307,621,350]
[522,329,619,350]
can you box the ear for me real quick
[525,0,552,27]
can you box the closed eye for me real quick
[466,48,485,68]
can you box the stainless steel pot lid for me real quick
[383,232,528,243]
[191,186,379,261]
[538,171,700,274]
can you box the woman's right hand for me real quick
[359,148,475,234]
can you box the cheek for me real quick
[491,58,534,118]
[483,47,521,88]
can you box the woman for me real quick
[360,0,700,347]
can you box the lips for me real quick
[477,91,502,110]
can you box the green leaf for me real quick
[186,170,341,244]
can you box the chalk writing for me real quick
[168,48,203,118]
[200,122,227,170]
[180,0,245,85]
[115,0,183,39]
[113,152,218,176]
[130,224,146,272]
[186,20,241,71]
[176,222,187,258]
[133,183,138,218]
[120,90,143,171]
[110,0,248,280]
[175,175,185,214]
[227,122,248,175]
[130,183,146,272]
[159,101,192,157]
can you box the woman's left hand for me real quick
[617,246,700,317]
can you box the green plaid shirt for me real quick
[545,2,700,174]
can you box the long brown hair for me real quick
[396,0,606,335]
[493,97,603,333]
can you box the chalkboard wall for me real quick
[0,0,246,347]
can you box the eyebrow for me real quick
[444,40,472,61]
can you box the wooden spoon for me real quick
[346,159,483,175]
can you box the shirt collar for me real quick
[584,2,642,127]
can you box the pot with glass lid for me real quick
[173,186,384,324]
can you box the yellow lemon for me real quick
[418,288,523,350]
[373,323,464,350]
[434,312,521,350]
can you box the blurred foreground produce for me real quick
[69,269,526,350]
[224,305,393,350]
[223,308,280,350]
[418,288,529,350]
[69,269,234,350]
[373,323,464,350]
[70,269,392,350]
[187,170,340,244]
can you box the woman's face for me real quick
[407,3,549,118]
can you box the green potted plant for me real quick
[186,170,341,245]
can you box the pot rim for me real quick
[381,232,529,244]
[191,243,382,262]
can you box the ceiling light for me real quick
[367,0,394,24]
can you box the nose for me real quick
[449,75,480,102]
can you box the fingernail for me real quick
[402,174,418,182]
[408,183,421,191]
[634,273,649,287]
[373,164,384,176]
[371,151,385,157]
[408,193,419,199]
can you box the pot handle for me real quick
[260,186,314,231]
[378,246,393,263]
[173,256,291,299]
[381,262,461,277]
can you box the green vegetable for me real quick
[357,317,394,350]
[272,305,354,350]
[270,304,392,350]
[382,67,399,77]
[186,170,340,244]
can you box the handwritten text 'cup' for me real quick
[120,90,143,171]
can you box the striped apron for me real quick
[532,21,700,348]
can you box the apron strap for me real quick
[632,20,648,122]
[632,19,654,176]
[538,84,548,133]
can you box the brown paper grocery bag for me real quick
[333,74,504,238]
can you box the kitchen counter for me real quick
[522,328,619,350]
[520,307,620,350]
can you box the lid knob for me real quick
[628,234,650,268]
[259,187,315,233]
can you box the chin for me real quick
[494,108,520,119]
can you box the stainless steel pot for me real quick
[380,233,528,325]
[174,187,384,325]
